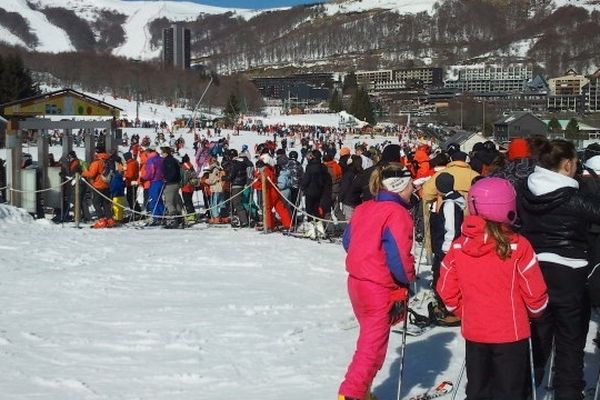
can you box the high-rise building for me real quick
[162,24,191,70]
[445,64,533,92]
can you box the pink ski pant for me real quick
[339,276,392,399]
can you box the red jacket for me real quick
[343,191,416,289]
[437,215,548,343]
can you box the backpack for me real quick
[181,166,199,186]
[100,159,115,183]
[277,169,292,191]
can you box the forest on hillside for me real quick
[1,1,599,76]
[0,44,264,113]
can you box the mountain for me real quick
[2,0,600,77]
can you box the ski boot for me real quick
[428,301,461,327]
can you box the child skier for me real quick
[428,172,465,326]
[437,177,548,400]
[339,162,416,400]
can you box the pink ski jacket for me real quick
[343,190,416,289]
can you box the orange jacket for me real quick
[82,152,110,190]
[124,159,139,186]
[138,150,151,190]
[324,160,342,183]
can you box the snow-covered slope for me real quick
[324,0,438,16]
[0,0,74,52]
[21,0,256,59]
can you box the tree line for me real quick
[0,44,264,114]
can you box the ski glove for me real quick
[388,287,409,326]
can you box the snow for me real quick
[0,0,74,53]
[324,0,438,16]
[0,25,27,48]
[1,123,600,399]
[6,0,257,59]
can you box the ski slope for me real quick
[1,128,600,399]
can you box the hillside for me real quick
[1,0,600,76]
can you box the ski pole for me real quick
[412,243,425,296]
[593,365,600,400]
[547,339,555,391]
[451,357,466,400]
[529,337,537,400]
[396,303,409,400]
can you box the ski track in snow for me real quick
[1,126,599,399]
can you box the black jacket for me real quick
[340,170,362,207]
[163,155,181,184]
[229,157,253,187]
[301,159,332,210]
[348,163,380,203]
[518,167,600,261]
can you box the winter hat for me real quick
[446,143,460,155]
[260,153,275,166]
[123,152,133,161]
[340,146,351,157]
[311,149,322,161]
[382,167,412,194]
[585,155,600,173]
[381,144,402,163]
[451,151,468,162]
[507,138,530,161]
[435,172,455,194]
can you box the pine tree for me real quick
[350,87,375,125]
[565,118,581,140]
[547,117,562,136]
[0,53,39,105]
[329,89,343,112]
[224,92,240,125]
[342,71,357,94]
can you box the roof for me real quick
[442,130,479,149]
[542,119,600,131]
[494,111,541,125]
[1,88,122,117]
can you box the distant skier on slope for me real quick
[338,162,416,400]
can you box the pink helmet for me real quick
[467,177,517,224]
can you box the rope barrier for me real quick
[5,177,74,194]
[266,176,349,224]
[81,177,258,220]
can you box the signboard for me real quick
[4,93,119,117]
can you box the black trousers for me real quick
[126,186,141,212]
[92,188,112,219]
[182,191,195,214]
[305,195,320,220]
[531,261,590,400]
[466,339,529,400]
[231,186,248,226]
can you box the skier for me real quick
[437,177,548,400]
[338,162,416,400]
[428,172,464,327]
[518,139,600,400]
[82,146,113,228]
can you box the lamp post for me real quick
[132,59,142,126]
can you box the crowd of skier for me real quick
[337,136,600,400]
[48,126,600,400]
